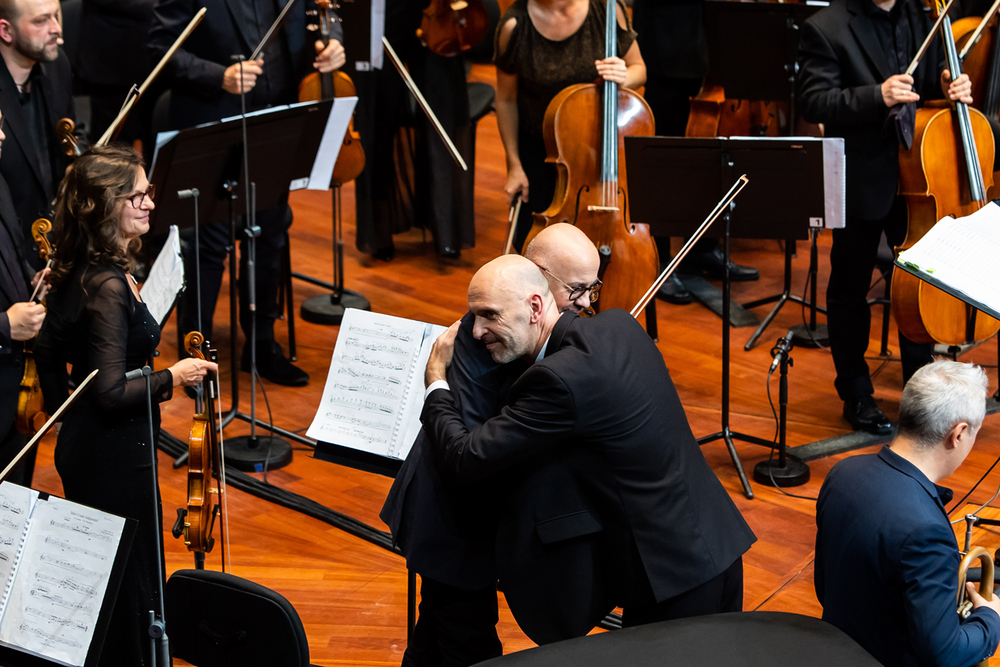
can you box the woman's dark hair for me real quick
[48,145,145,286]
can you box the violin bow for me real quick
[959,0,1000,60]
[0,369,98,484]
[383,37,469,171]
[96,7,208,147]
[503,195,522,255]
[905,0,958,75]
[208,349,232,574]
[630,174,749,319]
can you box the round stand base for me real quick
[753,455,811,487]
[301,290,371,326]
[790,323,829,348]
[224,435,293,472]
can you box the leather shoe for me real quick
[241,341,309,387]
[843,395,892,435]
[681,248,760,282]
[656,274,692,305]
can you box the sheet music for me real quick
[0,485,37,592]
[307,309,445,459]
[140,225,184,327]
[0,496,125,667]
[896,203,1000,315]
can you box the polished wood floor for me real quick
[30,65,1000,665]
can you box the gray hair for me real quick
[898,360,989,448]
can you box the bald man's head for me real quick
[524,224,601,313]
[468,255,558,363]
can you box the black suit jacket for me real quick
[0,175,33,439]
[76,0,157,87]
[422,309,756,640]
[148,0,343,128]
[0,50,81,250]
[797,0,944,221]
[816,447,1000,667]
[380,313,519,590]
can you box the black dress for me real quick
[35,265,173,667]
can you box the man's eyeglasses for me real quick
[121,184,155,208]
[540,267,602,302]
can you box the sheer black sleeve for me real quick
[35,311,71,417]
[83,274,173,411]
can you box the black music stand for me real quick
[705,0,830,349]
[626,136,828,498]
[149,100,333,470]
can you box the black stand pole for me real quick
[753,336,810,487]
[743,239,826,350]
[697,190,777,499]
[297,184,371,325]
[789,227,830,347]
[138,366,170,667]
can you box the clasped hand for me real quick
[424,320,461,388]
[222,40,345,94]
[880,70,973,107]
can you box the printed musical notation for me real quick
[308,309,446,460]
[0,491,125,666]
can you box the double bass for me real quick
[525,0,659,318]
[893,0,1000,345]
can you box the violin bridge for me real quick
[587,205,620,212]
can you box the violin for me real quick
[298,0,365,185]
[15,219,53,436]
[523,0,659,320]
[56,118,82,158]
[892,0,1000,345]
[416,0,489,57]
[176,332,230,571]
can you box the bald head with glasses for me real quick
[523,223,601,314]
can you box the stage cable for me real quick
[764,365,817,502]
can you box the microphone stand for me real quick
[127,365,170,667]
[752,334,810,487]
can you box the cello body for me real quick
[893,101,1000,344]
[528,84,659,315]
[685,84,783,138]
[416,0,490,57]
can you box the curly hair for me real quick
[48,145,145,287]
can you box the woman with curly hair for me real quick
[35,145,215,666]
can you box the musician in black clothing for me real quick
[148,0,345,386]
[0,0,85,264]
[798,0,970,433]
[0,111,44,488]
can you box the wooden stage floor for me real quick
[30,67,1000,665]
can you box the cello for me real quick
[416,0,489,57]
[173,332,231,571]
[298,0,365,185]
[525,0,659,318]
[893,0,1000,345]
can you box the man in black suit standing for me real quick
[421,255,755,631]
[797,0,971,433]
[0,111,45,487]
[381,223,603,665]
[815,360,1000,666]
[0,0,84,264]
[148,0,345,386]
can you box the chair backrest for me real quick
[165,569,311,667]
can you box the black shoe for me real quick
[655,274,693,305]
[372,246,394,262]
[843,395,892,435]
[241,341,309,387]
[438,246,461,259]
[681,248,760,282]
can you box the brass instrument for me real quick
[958,546,994,667]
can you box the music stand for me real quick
[149,100,333,470]
[626,136,832,498]
[704,0,830,348]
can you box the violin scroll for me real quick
[56,118,81,158]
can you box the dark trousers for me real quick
[828,196,934,400]
[0,420,35,488]
[402,576,502,667]
[177,201,290,345]
[620,556,743,628]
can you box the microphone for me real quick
[177,188,200,199]
[769,329,796,374]
[125,368,147,381]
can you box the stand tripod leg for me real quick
[744,241,794,351]
[723,430,754,498]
